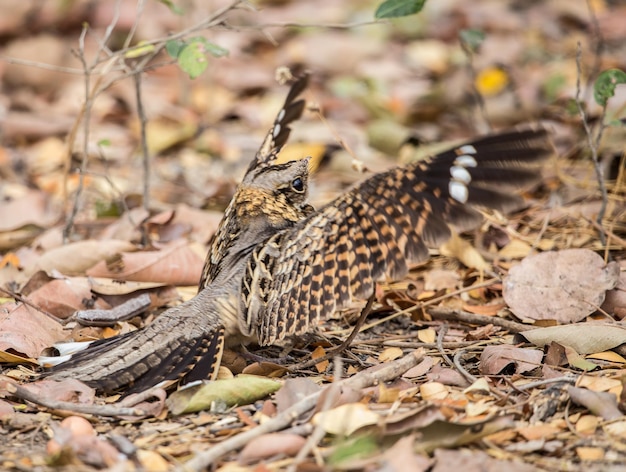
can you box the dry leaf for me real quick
[503,249,620,323]
[480,345,542,375]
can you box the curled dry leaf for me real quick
[379,346,404,362]
[480,345,543,375]
[0,190,59,233]
[503,249,620,323]
[381,434,432,472]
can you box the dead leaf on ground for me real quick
[274,377,321,414]
[24,378,95,404]
[25,277,110,320]
[313,402,380,436]
[86,240,203,285]
[432,448,537,472]
[32,240,136,277]
[480,345,543,375]
[518,324,626,354]
[503,249,620,323]
[0,303,66,359]
[567,386,622,421]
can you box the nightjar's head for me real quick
[242,157,311,207]
[235,157,313,229]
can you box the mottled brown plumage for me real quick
[45,75,551,393]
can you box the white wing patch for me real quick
[458,144,477,154]
[454,154,478,167]
[450,165,472,184]
[449,180,469,203]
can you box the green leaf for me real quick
[203,41,229,58]
[165,39,185,59]
[158,0,184,15]
[187,36,229,58]
[97,138,111,147]
[95,200,122,218]
[375,0,427,19]
[593,68,626,107]
[459,29,485,53]
[166,375,282,415]
[178,41,209,79]
[330,435,379,466]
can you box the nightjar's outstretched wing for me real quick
[244,74,309,174]
[241,128,552,345]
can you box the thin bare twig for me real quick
[3,381,147,417]
[428,307,531,334]
[288,292,376,372]
[583,0,606,102]
[326,278,501,337]
[63,25,93,243]
[452,349,478,384]
[133,71,151,231]
[574,42,609,247]
[460,39,490,134]
[0,287,57,323]
[436,324,454,370]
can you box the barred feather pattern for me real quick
[241,128,551,345]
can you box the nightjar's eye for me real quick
[291,177,305,193]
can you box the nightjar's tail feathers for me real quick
[241,128,552,346]
[44,295,228,394]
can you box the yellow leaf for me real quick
[475,67,509,96]
[378,347,403,362]
[575,415,599,435]
[378,383,400,403]
[420,381,448,401]
[576,447,605,461]
[578,374,622,392]
[417,327,436,343]
[136,450,169,472]
[276,142,328,172]
[125,41,156,59]
[312,345,329,373]
[586,351,626,363]
[498,239,532,259]
[440,232,489,270]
